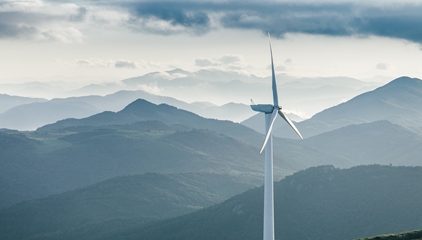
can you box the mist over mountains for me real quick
[0,69,382,130]
[0,75,421,239]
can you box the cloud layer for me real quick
[1,0,422,43]
[120,1,422,43]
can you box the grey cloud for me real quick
[127,2,211,35]
[0,9,78,41]
[285,59,293,64]
[118,1,422,43]
[0,23,39,39]
[195,58,213,67]
[69,7,87,22]
[218,55,241,64]
[276,65,286,71]
[3,1,422,44]
[195,54,242,68]
[376,63,391,70]
[115,60,138,69]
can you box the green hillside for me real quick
[65,165,422,240]
[0,172,256,240]
[357,230,422,240]
[0,132,50,207]
[0,122,270,208]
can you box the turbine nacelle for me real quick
[251,104,275,114]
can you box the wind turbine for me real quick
[250,33,303,240]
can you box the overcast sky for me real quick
[1,0,422,83]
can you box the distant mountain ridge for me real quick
[0,69,386,130]
[303,120,422,166]
[271,76,422,138]
[0,94,46,113]
[0,89,256,130]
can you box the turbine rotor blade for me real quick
[268,33,279,107]
[278,110,303,139]
[260,109,278,153]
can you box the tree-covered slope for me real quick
[0,172,256,240]
[0,173,255,239]
[0,122,273,208]
[357,230,422,240]
[79,165,422,240]
[0,133,52,207]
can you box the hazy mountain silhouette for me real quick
[303,120,422,166]
[8,89,200,130]
[0,69,383,129]
[0,94,47,113]
[120,69,380,117]
[0,101,99,130]
[19,165,422,240]
[0,90,256,130]
[272,76,422,138]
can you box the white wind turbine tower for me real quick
[250,33,303,240]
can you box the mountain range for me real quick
[1,75,421,239]
[0,90,258,130]
[3,75,422,208]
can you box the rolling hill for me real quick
[0,123,267,208]
[50,165,422,240]
[0,172,257,240]
[357,230,422,240]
